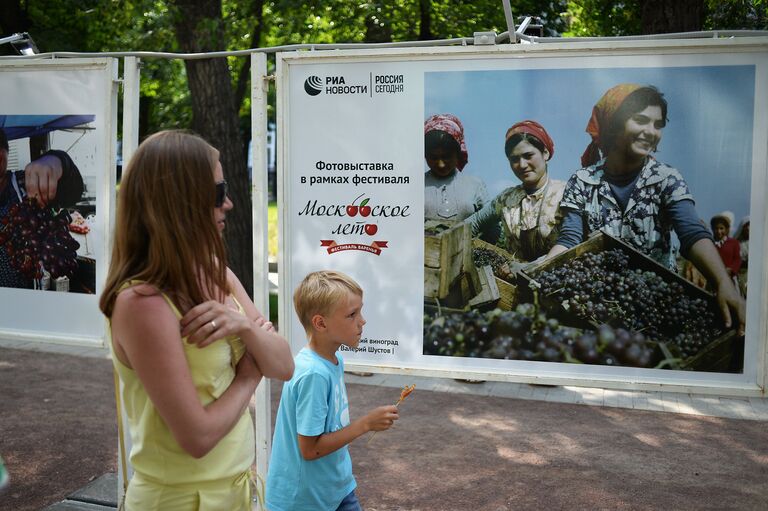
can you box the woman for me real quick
[99,131,294,510]
[550,84,745,334]
[467,120,565,262]
[424,113,489,222]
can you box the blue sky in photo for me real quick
[425,65,756,235]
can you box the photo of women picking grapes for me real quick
[0,124,92,292]
[549,84,746,336]
[423,64,756,375]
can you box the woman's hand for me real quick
[497,260,528,281]
[716,278,746,336]
[235,353,263,383]
[180,300,251,348]
[253,316,276,333]
[687,239,746,336]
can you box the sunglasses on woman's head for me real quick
[215,180,228,207]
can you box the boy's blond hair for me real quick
[294,271,363,334]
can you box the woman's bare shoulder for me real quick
[114,283,173,319]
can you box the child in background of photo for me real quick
[266,271,399,511]
[710,211,742,294]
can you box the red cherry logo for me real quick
[346,193,365,217]
[359,198,371,217]
[365,224,378,235]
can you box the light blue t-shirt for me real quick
[266,347,356,511]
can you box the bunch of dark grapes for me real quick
[423,308,493,358]
[0,198,80,281]
[424,305,659,368]
[534,249,720,359]
[472,248,512,280]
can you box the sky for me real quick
[425,64,757,236]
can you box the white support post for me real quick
[121,57,141,167]
[251,51,272,509]
[116,55,141,506]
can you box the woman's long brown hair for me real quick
[99,130,229,318]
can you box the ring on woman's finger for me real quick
[211,320,217,330]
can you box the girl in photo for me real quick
[423,113,489,222]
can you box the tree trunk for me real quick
[0,0,30,35]
[364,2,393,43]
[419,0,433,40]
[171,0,254,296]
[640,0,705,34]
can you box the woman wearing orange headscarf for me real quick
[549,84,745,334]
[468,120,565,262]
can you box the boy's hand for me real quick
[364,405,399,432]
[180,300,251,348]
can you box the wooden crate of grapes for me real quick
[519,232,740,372]
[424,220,475,299]
[471,238,518,310]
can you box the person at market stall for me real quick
[735,216,750,297]
[548,84,746,335]
[424,113,491,223]
[466,120,566,272]
[99,130,294,510]
[0,127,84,288]
[710,211,742,293]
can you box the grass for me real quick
[267,201,278,325]
[268,201,278,260]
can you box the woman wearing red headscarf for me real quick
[467,120,565,263]
[549,84,745,334]
[424,113,489,222]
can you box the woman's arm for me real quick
[227,269,294,380]
[547,208,584,258]
[179,270,294,381]
[465,198,501,244]
[112,287,262,458]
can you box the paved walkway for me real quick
[2,336,765,422]
[3,336,767,511]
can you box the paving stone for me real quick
[42,499,116,510]
[67,472,117,507]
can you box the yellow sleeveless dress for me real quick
[110,284,254,510]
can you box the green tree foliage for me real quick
[563,0,642,36]
[3,0,764,291]
[704,0,768,30]
[564,0,767,36]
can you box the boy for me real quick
[266,271,399,511]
